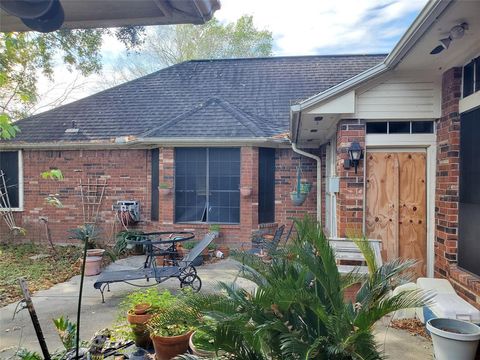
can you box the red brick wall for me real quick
[336,119,365,237]
[0,149,152,244]
[274,148,320,228]
[1,146,321,250]
[435,67,480,307]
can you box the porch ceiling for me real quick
[0,0,220,32]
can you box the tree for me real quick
[106,15,273,85]
[0,27,144,139]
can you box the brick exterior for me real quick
[1,146,319,251]
[336,120,365,237]
[435,67,480,308]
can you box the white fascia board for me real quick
[306,90,355,115]
[0,137,288,150]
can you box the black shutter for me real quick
[151,148,159,221]
[463,61,474,98]
[458,108,480,276]
[258,148,275,224]
[0,151,19,208]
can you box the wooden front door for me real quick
[366,151,427,276]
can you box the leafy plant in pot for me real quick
[159,182,172,196]
[118,289,176,349]
[146,303,199,360]
[68,224,104,276]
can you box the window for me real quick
[258,148,275,224]
[175,148,240,223]
[458,108,480,276]
[463,57,480,98]
[0,151,21,209]
[366,121,434,134]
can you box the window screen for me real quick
[458,108,480,276]
[412,121,434,134]
[0,151,19,208]
[366,122,387,134]
[175,148,240,223]
[258,148,275,224]
[389,121,410,134]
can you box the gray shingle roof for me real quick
[9,54,385,143]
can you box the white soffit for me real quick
[306,91,355,115]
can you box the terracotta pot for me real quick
[159,188,172,196]
[84,256,102,276]
[156,255,166,266]
[218,246,230,258]
[127,306,153,349]
[240,186,252,197]
[86,248,105,257]
[151,331,193,360]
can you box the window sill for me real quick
[460,91,480,113]
[0,208,23,212]
[449,265,480,296]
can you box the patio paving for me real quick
[0,256,432,359]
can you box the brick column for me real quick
[336,119,365,237]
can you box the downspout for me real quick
[291,142,322,226]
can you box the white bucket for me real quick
[427,318,480,360]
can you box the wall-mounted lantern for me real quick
[344,141,363,174]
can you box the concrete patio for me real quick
[0,256,433,359]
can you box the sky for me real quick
[34,0,428,112]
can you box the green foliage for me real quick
[159,182,170,189]
[53,315,77,351]
[109,15,273,84]
[191,327,216,352]
[113,230,144,255]
[40,169,64,180]
[68,224,101,249]
[183,241,197,250]
[118,288,176,319]
[209,224,221,233]
[15,348,42,360]
[0,28,145,138]
[147,302,199,337]
[184,216,430,359]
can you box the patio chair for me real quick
[93,232,217,302]
[248,225,285,255]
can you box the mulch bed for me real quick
[0,243,83,307]
[390,318,430,339]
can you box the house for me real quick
[1,0,479,308]
[290,0,480,307]
[0,55,384,249]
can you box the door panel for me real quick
[366,151,427,276]
[398,153,427,276]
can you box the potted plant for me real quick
[68,224,104,276]
[159,183,172,196]
[147,303,199,360]
[290,190,308,206]
[118,289,176,349]
[189,328,218,357]
[427,318,480,360]
[240,186,252,197]
[217,244,230,258]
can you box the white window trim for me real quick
[0,150,23,212]
[364,134,436,278]
[325,137,337,238]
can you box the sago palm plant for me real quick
[181,216,430,360]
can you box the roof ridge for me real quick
[213,98,267,136]
[186,53,388,63]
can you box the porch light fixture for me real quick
[430,22,468,55]
[345,141,363,174]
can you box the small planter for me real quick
[189,331,218,357]
[217,245,230,258]
[159,187,172,196]
[240,186,252,197]
[127,304,153,349]
[84,256,103,276]
[86,248,105,257]
[290,192,307,206]
[151,331,193,360]
[427,318,480,360]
